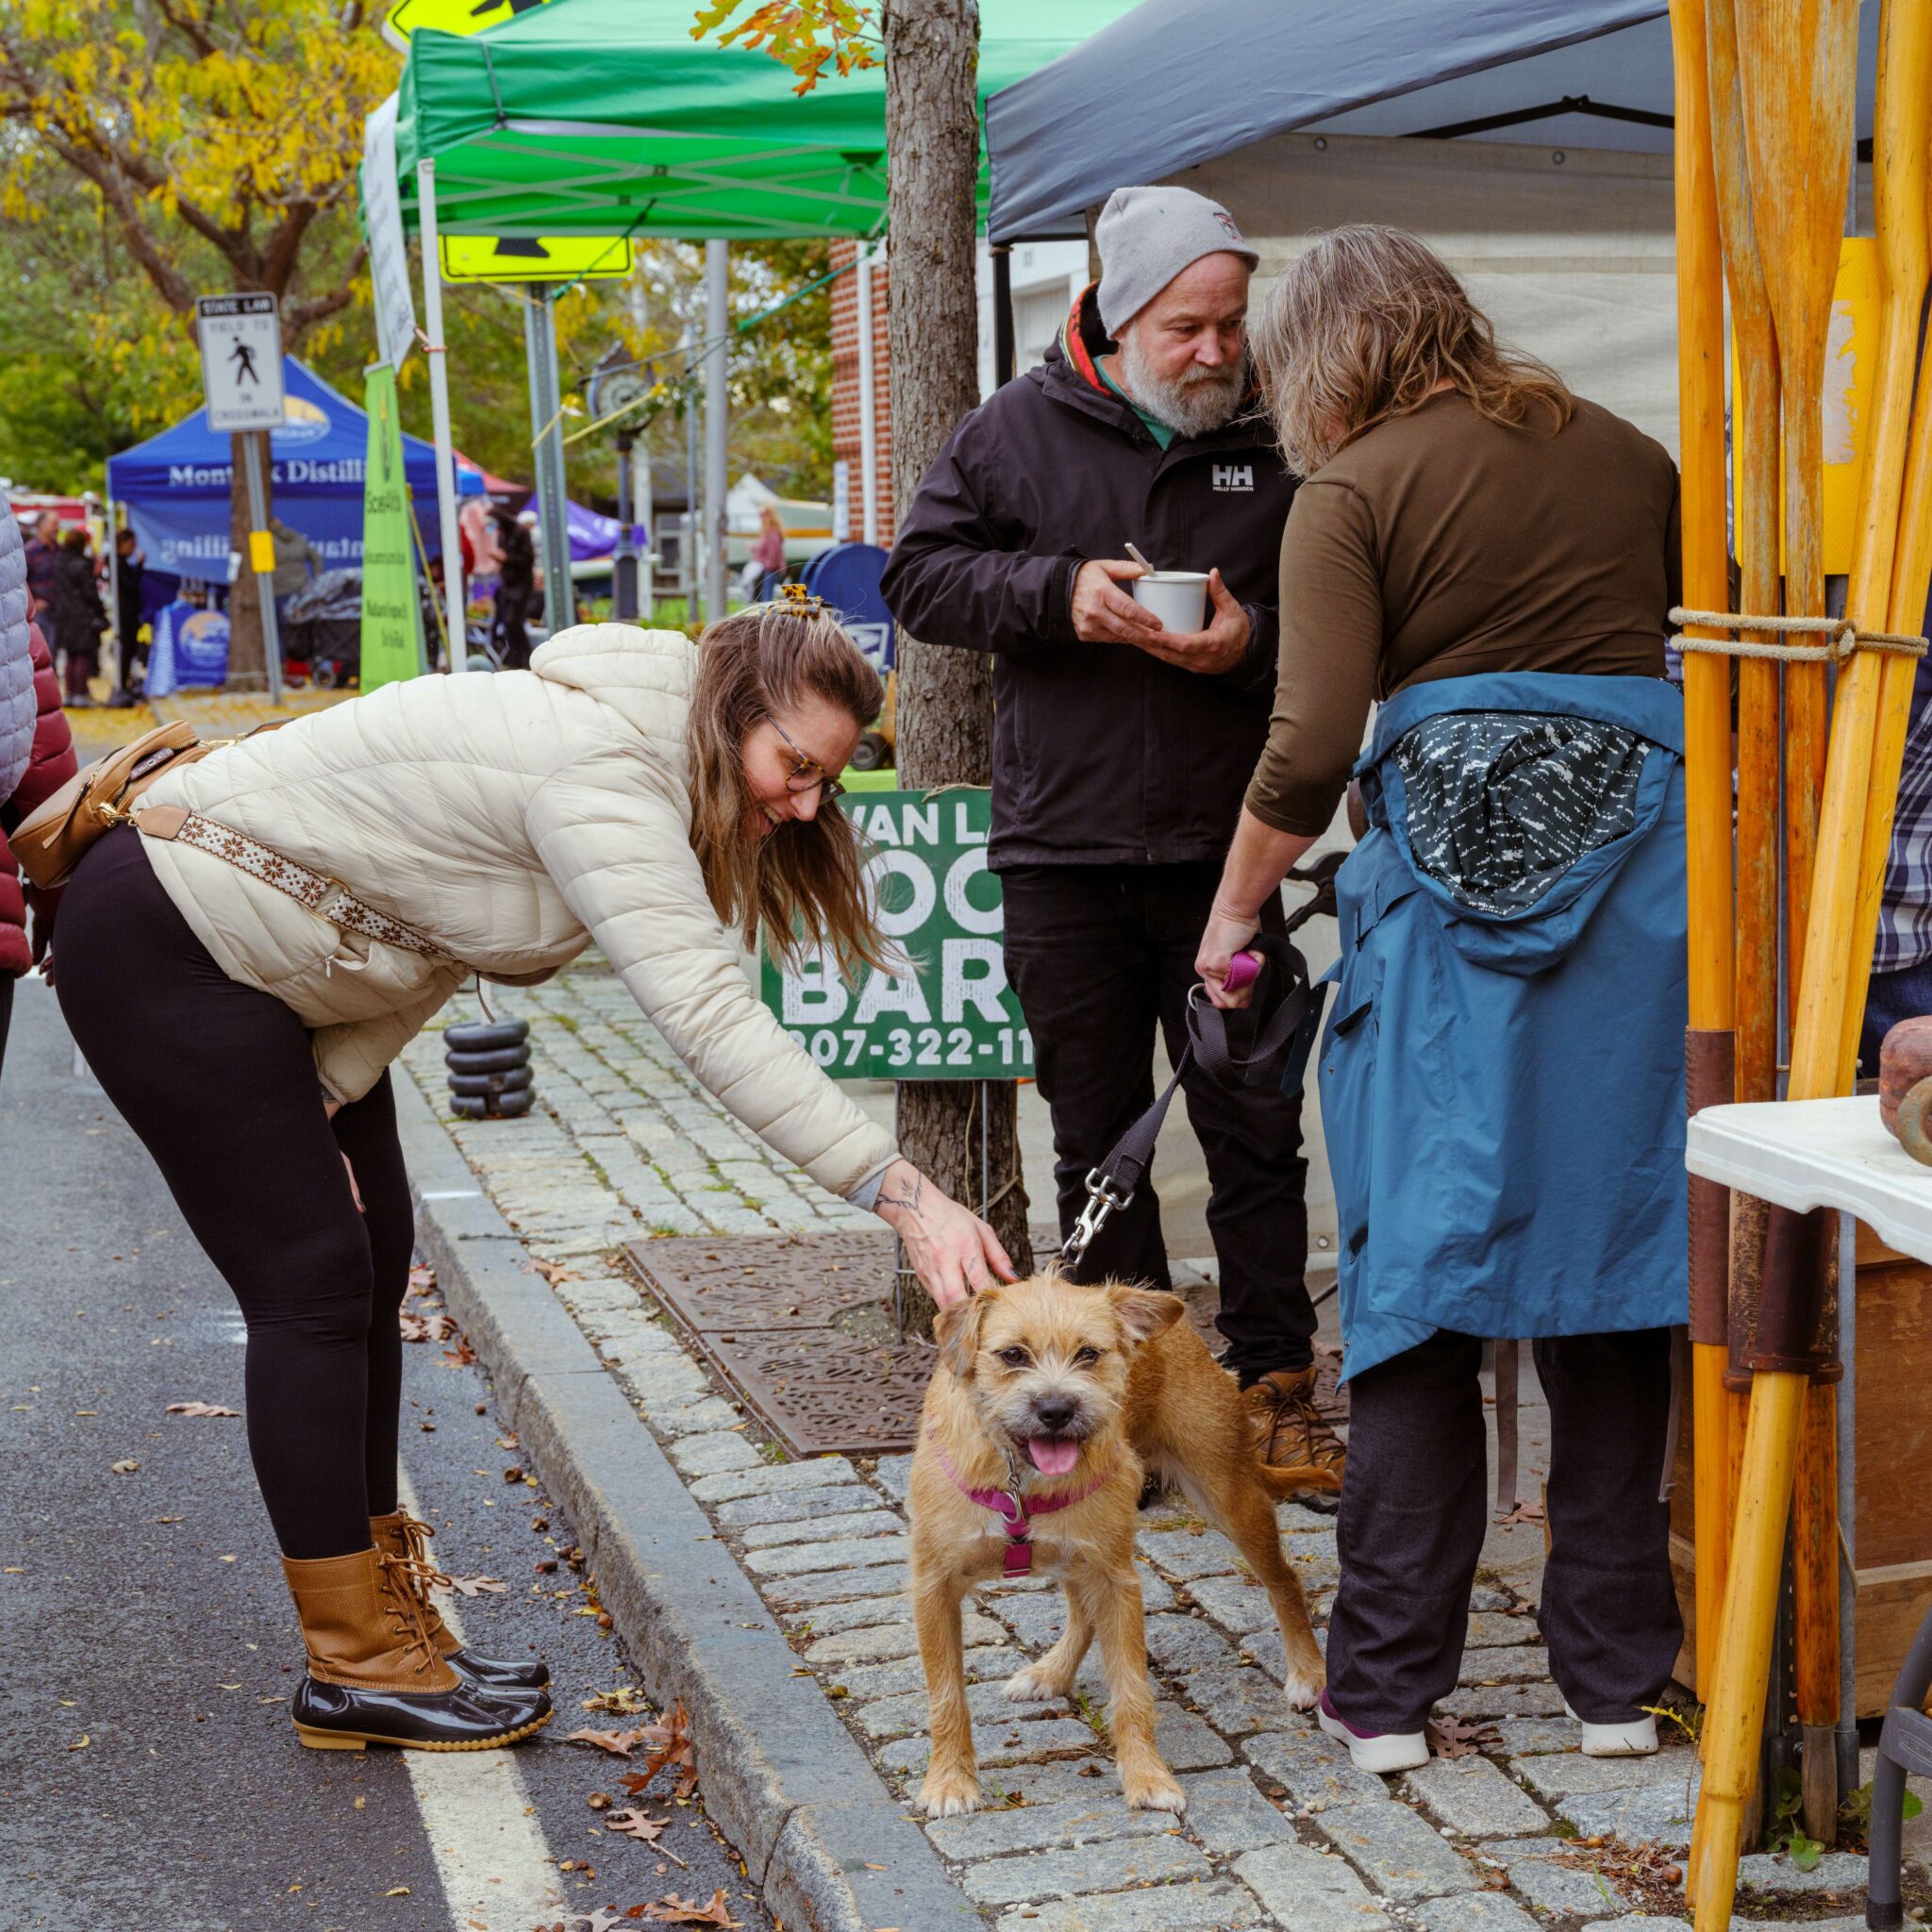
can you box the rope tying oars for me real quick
[1671,606,1929,663]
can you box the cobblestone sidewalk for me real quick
[399,961,1905,1932]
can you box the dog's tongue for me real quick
[1026,1437,1080,1476]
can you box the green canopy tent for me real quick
[391,0,1135,240]
[382,0,1136,630]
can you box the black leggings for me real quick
[55,827,414,1558]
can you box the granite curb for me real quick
[393,1071,984,1932]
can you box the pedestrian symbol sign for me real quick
[439,236,634,285]
[382,0,547,50]
[195,294,285,434]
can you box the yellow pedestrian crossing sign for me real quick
[383,0,548,49]
[439,236,635,285]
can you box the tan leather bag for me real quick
[13,718,279,891]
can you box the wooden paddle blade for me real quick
[1707,0,1782,1108]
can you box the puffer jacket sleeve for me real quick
[311,983,458,1106]
[525,746,898,1199]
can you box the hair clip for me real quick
[775,582,829,612]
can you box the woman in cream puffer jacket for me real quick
[53,606,1011,1757]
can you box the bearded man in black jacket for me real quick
[881,185,1342,1497]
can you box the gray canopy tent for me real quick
[984,0,1881,455]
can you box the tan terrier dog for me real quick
[908,1273,1333,1817]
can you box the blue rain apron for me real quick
[1317,672,1688,1383]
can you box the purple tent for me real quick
[531,497,648,564]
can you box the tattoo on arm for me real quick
[879,1173,924,1216]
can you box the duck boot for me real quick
[282,1546,552,1752]
[1246,1366,1348,1512]
[371,1507,552,1690]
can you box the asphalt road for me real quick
[0,974,774,1932]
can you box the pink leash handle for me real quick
[1223,949,1261,994]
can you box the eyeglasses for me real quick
[768,716,846,802]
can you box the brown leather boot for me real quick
[1246,1366,1347,1509]
[371,1508,550,1690]
[282,1546,551,1751]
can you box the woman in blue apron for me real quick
[1197,226,1686,1774]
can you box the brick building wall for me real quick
[829,239,895,546]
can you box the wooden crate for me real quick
[1670,1220,1932,1715]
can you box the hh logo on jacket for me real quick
[1212,463,1254,492]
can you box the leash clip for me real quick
[1061,1166,1132,1270]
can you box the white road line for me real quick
[397,1465,564,1932]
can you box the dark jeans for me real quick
[1858,955,1932,1081]
[54,828,415,1559]
[1327,1326,1682,1731]
[1000,862,1314,1378]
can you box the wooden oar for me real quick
[1839,19,1932,1097]
[1692,1,1861,1924]
[1788,0,1930,1843]
[1701,0,1778,1735]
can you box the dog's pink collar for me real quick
[924,1425,1115,1576]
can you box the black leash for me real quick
[1058,853,1343,1271]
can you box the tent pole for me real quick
[684,329,700,628]
[705,239,730,617]
[524,286,575,635]
[415,158,467,674]
[858,242,880,545]
[105,492,123,697]
[992,244,1016,389]
[637,436,655,621]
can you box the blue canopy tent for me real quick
[983,0,1881,456]
[107,357,479,581]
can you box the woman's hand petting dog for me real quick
[874,1158,1015,1307]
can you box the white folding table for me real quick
[1687,1095,1932,1931]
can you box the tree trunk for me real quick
[225,430,270,689]
[884,0,1034,1336]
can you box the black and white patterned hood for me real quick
[1387,711,1647,918]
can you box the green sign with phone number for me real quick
[758,787,1034,1081]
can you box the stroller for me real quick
[283,569,362,688]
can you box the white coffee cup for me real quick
[1132,570,1209,634]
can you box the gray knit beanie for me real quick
[1095,185,1258,337]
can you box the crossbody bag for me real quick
[14,719,460,968]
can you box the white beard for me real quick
[1115,330,1245,439]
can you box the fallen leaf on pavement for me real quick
[165,1402,241,1418]
[559,1908,629,1931]
[440,1338,477,1368]
[566,1727,645,1757]
[110,1459,139,1474]
[1493,1498,1544,1526]
[441,1574,507,1598]
[638,1889,736,1926]
[1426,1714,1502,1759]
[582,1686,650,1716]
[399,1310,457,1343]
[619,1701,698,1801]
[605,1810,686,1865]
[383,1886,410,1897]
[67,1734,90,1751]
[407,1263,437,1297]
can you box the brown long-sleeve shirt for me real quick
[1244,390,1680,837]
